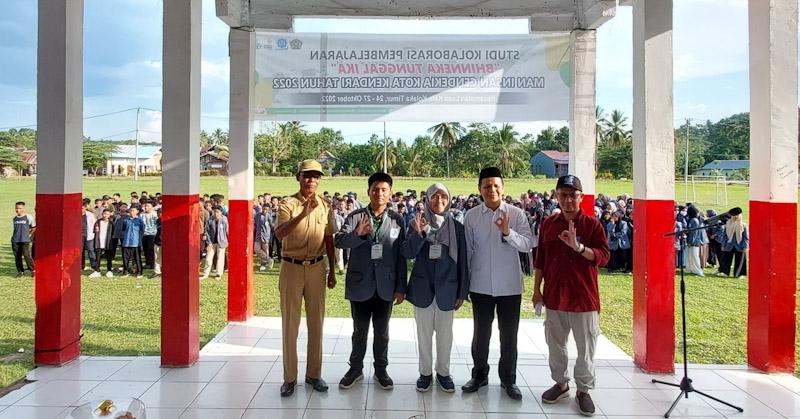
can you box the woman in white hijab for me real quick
[718,209,749,278]
[401,183,469,393]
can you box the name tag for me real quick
[429,244,443,260]
[390,227,400,239]
[371,243,384,260]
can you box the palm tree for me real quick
[496,123,529,176]
[210,128,229,146]
[602,109,630,147]
[428,122,465,178]
[595,106,608,144]
[372,139,397,174]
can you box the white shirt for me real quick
[464,201,534,296]
[98,220,109,249]
[85,212,96,241]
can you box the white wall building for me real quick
[105,144,162,176]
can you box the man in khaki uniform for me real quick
[274,159,337,397]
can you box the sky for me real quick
[0,0,772,145]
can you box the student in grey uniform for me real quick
[401,183,468,393]
[11,201,36,277]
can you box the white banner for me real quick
[254,32,571,122]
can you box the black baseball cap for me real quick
[556,175,583,191]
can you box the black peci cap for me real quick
[478,167,503,184]
[368,172,393,188]
[556,175,583,192]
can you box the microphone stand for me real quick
[655,221,743,418]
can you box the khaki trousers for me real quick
[414,300,454,377]
[544,309,600,392]
[203,243,226,277]
[279,260,326,383]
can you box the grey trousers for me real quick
[414,300,454,377]
[544,309,600,392]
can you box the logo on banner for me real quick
[290,39,303,50]
[276,38,288,50]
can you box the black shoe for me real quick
[305,376,329,392]
[576,391,595,416]
[416,374,432,392]
[436,374,455,393]
[461,377,488,393]
[374,368,394,390]
[541,383,570,404]
[280,381,296,397]
[339,367,363,389]
[501,382,523,400]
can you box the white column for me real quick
[746,0,798,373]
[632,0,674,201]
[227,28,256,321]
[568,29,597,209]
[161,0,202,367]
[34,0,84,366]
[631,0,676,373]
[228,28,255,203]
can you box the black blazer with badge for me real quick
[334,207,408,303]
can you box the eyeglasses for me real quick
[557,192,582,200]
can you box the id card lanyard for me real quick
[369,207,386,260]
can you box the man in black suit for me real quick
[334,172,408,391]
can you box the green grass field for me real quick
[0,176,797,390]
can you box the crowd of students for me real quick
[9,188,749,281]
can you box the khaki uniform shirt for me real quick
[278,192,336,259]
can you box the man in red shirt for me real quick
[533,175,610,417]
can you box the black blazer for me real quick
[401,220,469,311]
[93,219,115,250]
[334,207,408,302]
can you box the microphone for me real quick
[704,207,742,225]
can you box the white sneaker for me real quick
[201,274,209,280]
[136,275,143,279]
[259,265,266,272]
[215,273,222,278]
[106,271,114,278]
[88,271,101,278]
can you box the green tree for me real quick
[210,128,229,146]
[335,143,374,176]
[602,109,631,147]
[428,122,465,178]
[495,123,529,177]
[596,106,608,144]
[371,137,397,174]
[83,141,119,176]
[705,113,749,161]
[0,128,37,149]
[0,147,24,174]
[597,138,633,178]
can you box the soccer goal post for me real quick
[686,175,729,207]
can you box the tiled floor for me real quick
[2,317,800,418]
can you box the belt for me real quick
[282,255,325,266]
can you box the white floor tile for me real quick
[15,380,101,406]
[160,361,225,382]
[591,388,660,416]
[478,386,543,414]
[138,382,207,409]
[179,408,246,418]
[243,408,305,418]
[365,384,424,411]
[140,408,185,419]
[364,410,424,419]
[190,382,261,409]
[423,385,484,412]
[0,381,44,406]
[248,383,312,409]
[74,380,155,405]
[57,360,130,381]
[304,409,366,419]
[0,406,68,419]
[307,383,368,410]
[212,361,274,383]
[486,414,547,419]
[703,389,784,417]
[108,359,169,381]
[638,388,724,417]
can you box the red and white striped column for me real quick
[631,0,676,373]
[34,0,84,366]
[568,29,597,215]
[227,28,256,322]
[747,0,797,373]
[161,0,201,367]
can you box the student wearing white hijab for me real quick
[401,183,469,393]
